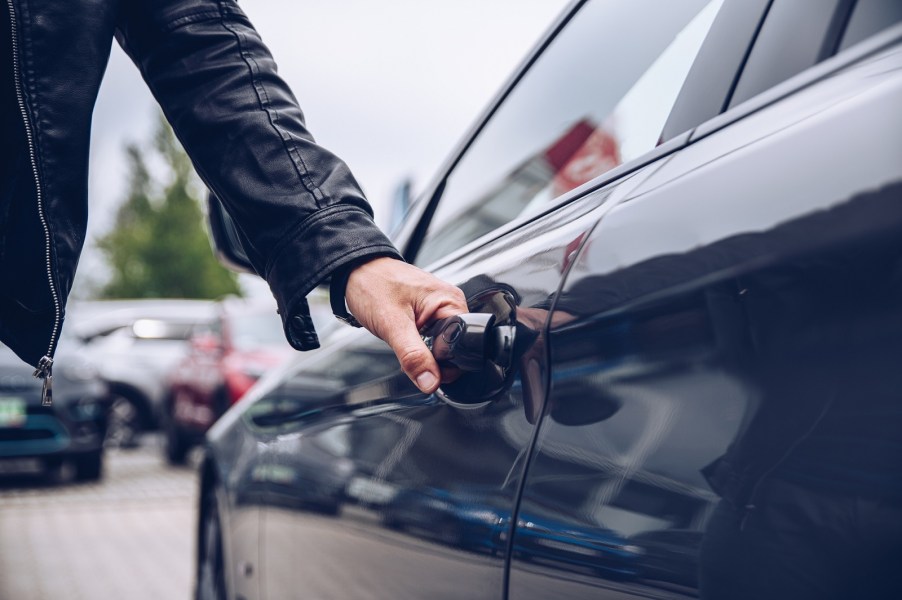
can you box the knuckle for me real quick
[397,345,428,373]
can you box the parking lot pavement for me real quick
[0,436,200,600]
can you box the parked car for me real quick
[511,510,643,581]
[198,1,902,599]
[68,299,217,447]
[381,486,508,554]
[0,337,108,481]
[163,297,334,464]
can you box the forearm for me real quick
[115,0,400,314]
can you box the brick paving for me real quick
[0,436,200,600]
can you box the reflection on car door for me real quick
[253,174,649,599]
[252,0,730,595]
[509,36,902,600]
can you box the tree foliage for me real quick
[98,114,241,299]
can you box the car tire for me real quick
[196,488,227,600]
[104,392,143,449]
[42,456,65,484]
[165,414,191,466]
[74,451,103,482]
[437,520,462,546]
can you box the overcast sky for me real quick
[81,0,569,294]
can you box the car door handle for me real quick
[425,313,515,372]
[423,313,518,407]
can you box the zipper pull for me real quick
[33,355,53,406]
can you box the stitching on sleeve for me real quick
[160,10,222,34]
[263,203,353,275]
[215,0,327,208]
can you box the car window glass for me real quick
[229,311,287,351]
[727,0,896,108]
[415,0,723,267]
[839,0,902,51]
[729,0,843,109]
[190,319,221,338]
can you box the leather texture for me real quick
[0,0,401,365]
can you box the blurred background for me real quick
[0,1,568,598]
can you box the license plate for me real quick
[0,396,27,428]
[537,538,600,557]
[0,458,41,474]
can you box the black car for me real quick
[198,1,902,598]
[0,339,108,481]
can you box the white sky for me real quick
[81,0,569,295]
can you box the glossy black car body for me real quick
[199,1,902,598]
[0,341,108,481]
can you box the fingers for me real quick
[343,257,468,393]
[382,319,442,393]
[413,285,468,331]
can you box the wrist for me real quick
[330,255,399,327]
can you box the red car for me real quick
[162,299,297,464]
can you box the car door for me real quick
[252,0,748,598]
[247,1,740,598]
[253,198,623,600]
[509,6,902,599]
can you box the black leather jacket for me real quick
[0,0,402,375]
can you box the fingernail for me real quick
[416,372,437,392]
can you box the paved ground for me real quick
[0,436,201,600]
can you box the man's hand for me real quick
[344,257,468,393]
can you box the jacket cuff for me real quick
[264,204,402,350]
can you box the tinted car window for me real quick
[725,0,900,108]
[839,0,902,51]
[415,0,723,267]
[729,0,847,107]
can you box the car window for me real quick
[838,0,902,51]
[414,0,724,267]
[729,0,902,108]
[729,0,847,109]
[229,311,287,351]
[130,319,197,340]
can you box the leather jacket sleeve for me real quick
[114,0,402,350]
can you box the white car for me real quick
[68,299,216,447]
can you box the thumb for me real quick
[383,318,441,394]
[341,257,467,393]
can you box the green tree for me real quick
[98,114,241,299]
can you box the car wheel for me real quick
[196,489,227,600]
[105,393,142,449]
[74,451,103,482]
[437,520,462,546]
[165,414,191,465]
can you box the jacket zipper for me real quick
[6,0,60,406]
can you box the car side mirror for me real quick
[207,192,256,274]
